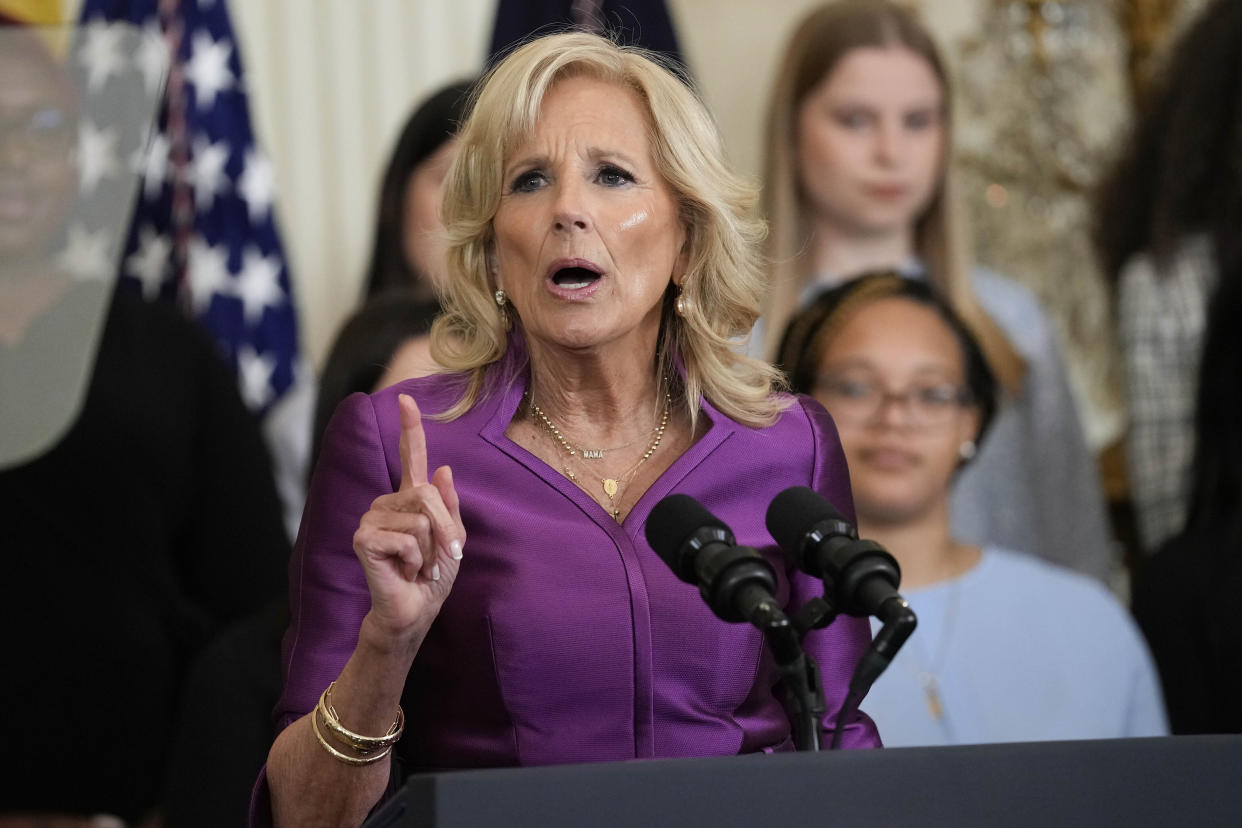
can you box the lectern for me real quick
[365,735,1241,827]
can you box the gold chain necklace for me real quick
[904,576,960,725]
[527,405,654,460]
[530,392,671,521]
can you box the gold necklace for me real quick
[527,404,654,460]
[905,576,960,725]
[530,392,671,520]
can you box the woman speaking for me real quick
[258,32,879,827]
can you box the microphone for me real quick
[646,493,827,751]
[644,494,783,628]
[766,486,917,749]
[766,486,906,624]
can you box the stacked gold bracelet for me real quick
[311,681,405,766]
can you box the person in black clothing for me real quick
[310,291,442,475]
[1094,0,1242,555]
[1131,263,1242,735]
[0,287,290,824]
[0,24,289,825]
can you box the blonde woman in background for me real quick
[760,0,1113,582]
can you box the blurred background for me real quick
[35,0,1206,452]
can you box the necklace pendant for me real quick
[603,478,619,498]
[918,672,944,720]
[582,449,604,459]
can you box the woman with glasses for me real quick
[778,274,1166,746]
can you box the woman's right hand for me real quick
[352,393,465,649]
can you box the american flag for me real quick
[77,0,300,414]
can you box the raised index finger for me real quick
[397,393,427,490]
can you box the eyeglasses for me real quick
[0,107,76,161]
[815,375,973,427]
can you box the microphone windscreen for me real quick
[644,493,729,581]
[765,486,846,557]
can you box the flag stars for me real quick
[79,22,127,91]
[186,236,231,314]
[185,30,235,110]
[79,121,120,194]
[191,137,231,210]
[125,225,172,299]
[58,224,114,283]
[238,147,276,224]
[238,345,276,409]
[235,245,285,324]
[82,1,299,413]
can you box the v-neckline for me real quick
[478,368,735,537]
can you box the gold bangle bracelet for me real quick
[311,705,393,766]
[317,681,404,753]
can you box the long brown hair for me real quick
[761,0,1024,393]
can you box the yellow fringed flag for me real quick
[0,0,62,24]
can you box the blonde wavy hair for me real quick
[429,31,785,427]
[761,1,1025,393]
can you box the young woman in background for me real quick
[363,79,475,300]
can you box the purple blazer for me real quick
[253,356,880,821]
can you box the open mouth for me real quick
[550,265,602,290]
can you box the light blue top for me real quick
[864,547,1167,747]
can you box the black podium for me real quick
[365,735,1241,827]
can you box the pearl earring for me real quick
[959,440,977,461]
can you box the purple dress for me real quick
[253,353,880,822]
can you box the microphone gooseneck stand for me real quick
[747,593,836,752]
[647,491,919,752]
[775,596,841,752]
[829,593,917,750]
[811,535,918,750]
[767,487,920,750]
